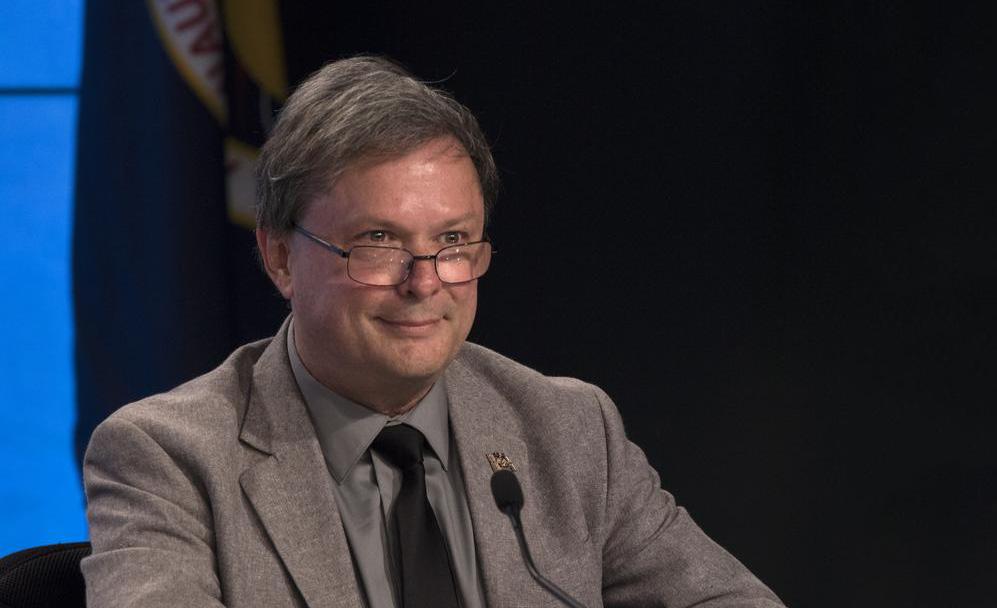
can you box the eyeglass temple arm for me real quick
[293,225,350,258]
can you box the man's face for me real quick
[259,136,485,409]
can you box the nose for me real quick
[398,255,442,299]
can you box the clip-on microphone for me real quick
[490,469,588,608]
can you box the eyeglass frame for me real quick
[291,223,495,286]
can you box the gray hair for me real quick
[255,56,498,233]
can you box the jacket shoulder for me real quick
[92,336,273,448]
[452,341,612,419]
[455,341,599,388]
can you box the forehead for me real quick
[305,137,485,233]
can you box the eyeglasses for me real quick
[292,224,495,287]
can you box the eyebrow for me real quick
[346,212,480,236]
[434,212,480,231]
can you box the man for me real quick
[83,56,784,607]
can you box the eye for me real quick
[442,231,464,245]
[366,230,389,243]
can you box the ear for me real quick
[256,228,294,300]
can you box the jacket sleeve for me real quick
[592,386,786,607]
[82,414,227,608]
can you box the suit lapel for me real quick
[239,320,362,608]
[445,355,552,607]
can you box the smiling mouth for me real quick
[375,317,444,334]
[381,318,439,327]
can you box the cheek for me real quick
[452,284,479,322]
[292,268,358,321]
[338,287,394,325]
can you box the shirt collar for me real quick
[287,320,451,483]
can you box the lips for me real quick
[375,316,445,336]
[380,318,439,327]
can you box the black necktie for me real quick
[372,424,460,608]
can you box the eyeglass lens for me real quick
[347,242,492,286]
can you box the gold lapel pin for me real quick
[486,452,517,473]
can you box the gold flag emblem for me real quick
[486,452,517,473]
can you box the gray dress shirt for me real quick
[288,326,486,608]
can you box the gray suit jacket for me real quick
[83,320,783,607]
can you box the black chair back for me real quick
[0,543,90,608]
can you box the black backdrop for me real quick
[282,3,995,604]
[77,2,997,606]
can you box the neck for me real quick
[289,321,447,417]
[296,351,437,418]
[333,376,435,418]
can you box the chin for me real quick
[379,340,456,381]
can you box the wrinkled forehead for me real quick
[327,136,477,190]
[301,136,484,219]
[299,137,486,235]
